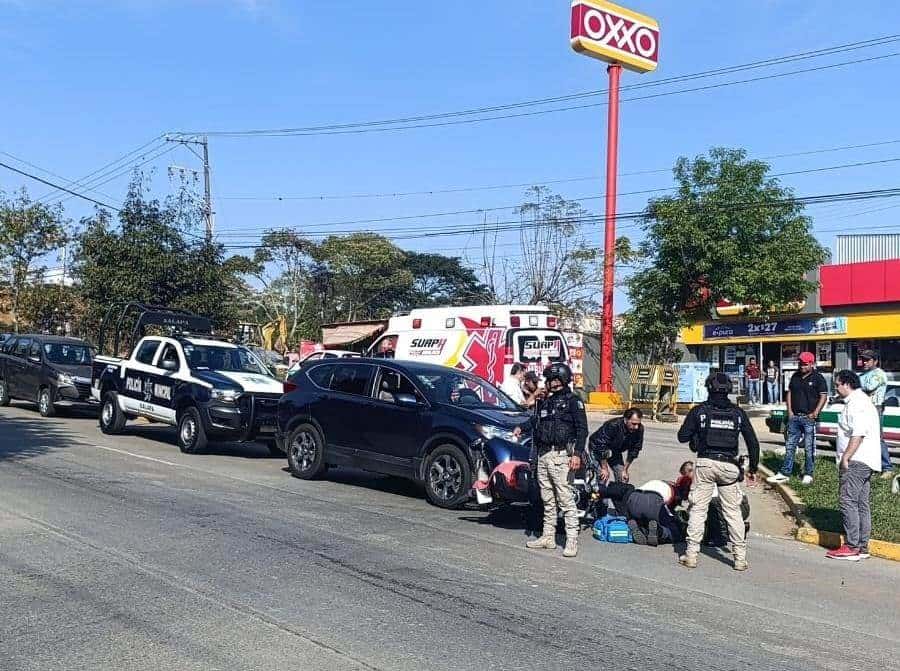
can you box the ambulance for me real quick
[366,305,570,387]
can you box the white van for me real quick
[367,305,570,386]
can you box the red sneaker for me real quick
[826,545,860,561]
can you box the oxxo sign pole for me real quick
[570,0,659,406]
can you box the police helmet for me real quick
[543,362,572,386]
[705,372,732,395]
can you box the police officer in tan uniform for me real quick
[676,372,759,571]
[515,363,589,557]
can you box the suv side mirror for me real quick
[395,393,421,407]
[160,359,178,372]
[885,396,899,408]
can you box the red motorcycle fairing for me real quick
[473,460,533,505]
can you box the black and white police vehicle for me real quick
[91,303,284,454]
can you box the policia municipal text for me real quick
[676,373,760,571]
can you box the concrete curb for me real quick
[757,463,900,562]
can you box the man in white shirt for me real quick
[501,363,526,405]
[826,369,882,561]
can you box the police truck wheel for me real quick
[0,380,10,407]
[287,424,325,479]
[38,388,55,417]
[423,444,472,509]
[177,406,207,454]
[99,392,126,434]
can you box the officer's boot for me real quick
[526,535,557,550]
[562,537,578,558]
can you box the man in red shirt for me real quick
[745,357,761,406]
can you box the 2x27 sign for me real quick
[570,0,659,73]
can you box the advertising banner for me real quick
[703,317,847,340]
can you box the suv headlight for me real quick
[476,424,519,443]
[57,372,75,386]
[211,388,242,403]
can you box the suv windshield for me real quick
[414,370,518,410]
[183,343,270,375]
[43,343,92,365]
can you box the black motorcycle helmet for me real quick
[543,362,573,387]
[705,372,732,395]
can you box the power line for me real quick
[0,160,120,211]
[35,135,165,203]
[213,187,900,251]
[212,156,900,236]
[216,138,900,202]
[0,151,119,203]
[173,35,900,137]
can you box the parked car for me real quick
[93,303,284,454]
[0,334,96,416]
[276,358,531,508]
[766,381,900,447]
[285,349,360,376]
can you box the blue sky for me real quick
[2,1,900,311]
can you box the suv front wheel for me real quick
[423,444,472,509]
[286,423,326,479]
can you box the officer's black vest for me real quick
[534,393,577,448]
[697,403,741,455]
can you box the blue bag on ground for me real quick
[592,514,633,543]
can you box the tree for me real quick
[0,189,69,332]
[17,281,82,335]
[241,229,319,343]
[623,147,828,361]
[74,176,245,338]
[313,233,414,323]
[402,252,491,308]
[478,186,633,315]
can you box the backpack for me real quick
[592,514,633,543]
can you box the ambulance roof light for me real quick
[412,318,422,329]
[510,316,520,327]
[480,316,491,327]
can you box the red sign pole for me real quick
[599,63,621,393]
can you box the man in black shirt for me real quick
[588,408,644,484]
[767,351,828,485]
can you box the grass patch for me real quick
[762,452,900,543]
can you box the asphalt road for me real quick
[1,401,898,671]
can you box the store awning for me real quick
[321,321,387,347]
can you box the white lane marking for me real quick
[93,444,179,467]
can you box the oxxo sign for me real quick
[570,0,659,73]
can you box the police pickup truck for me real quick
[92,303,284,454]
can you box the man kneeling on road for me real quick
[677,372,759,571]
[514,363,588,558]
[595,480,686,546]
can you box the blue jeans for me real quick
[747,379,760,405]
[782,415,816,477]
[876,406,893,472]
[766,380,779,404]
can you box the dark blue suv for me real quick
[276,358,531,508]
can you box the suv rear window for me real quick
[330,364,373,396]
[306,363,335,389]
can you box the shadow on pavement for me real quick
[319,468,428,501]
[122,424,283,459]
[0,412,83,462]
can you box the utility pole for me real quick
[165,134,215,241]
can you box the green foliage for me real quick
[17,283,81,335]
[313,232,414,323]
[0,189,69,331]
[74,177,244,338]
[624,148,828,361]
[403,252,491,308]
[762,452,900,543]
